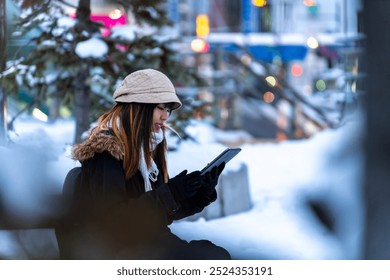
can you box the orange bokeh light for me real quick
[291,64,303,77]
[263,91,275,103]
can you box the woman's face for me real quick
[152,103,171,132]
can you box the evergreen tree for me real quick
[2,0,203,143]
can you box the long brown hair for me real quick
[92,103,169,183]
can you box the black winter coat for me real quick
[55,132,230,260]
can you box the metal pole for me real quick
[0,0,8,145]
[343,0,348,34]
[242,0,252,34]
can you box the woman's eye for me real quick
[158,106,171,113]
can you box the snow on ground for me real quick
[0,115,365,259]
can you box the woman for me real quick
[55,69,230,260]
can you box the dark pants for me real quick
[162,239,231,260]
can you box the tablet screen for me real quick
[200,148,241,175]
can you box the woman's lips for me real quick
[155,123,163,131]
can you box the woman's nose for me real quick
[161,110,169,120]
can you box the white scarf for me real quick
[139,130,164,192]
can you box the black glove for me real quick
[190,187,217,209]
[200,162,225,195]
[171,188,218,220]
[168,170,202,202]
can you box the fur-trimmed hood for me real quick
[72,131,125,162]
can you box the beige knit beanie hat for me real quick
[113,69,182,109]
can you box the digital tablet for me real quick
[200,148,242,175]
